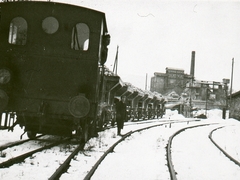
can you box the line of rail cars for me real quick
[0,1,165,141]
[98,67,165,129]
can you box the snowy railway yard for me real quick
[1,109,240,180]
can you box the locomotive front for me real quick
[0,2,110,140]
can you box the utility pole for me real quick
[222,78,230,119]
[189,51,195,118]
[229,58,234,105]
[205,86,208,116]
[112,46,119,75]
[145,73,147,90]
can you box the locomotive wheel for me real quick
[27,131,37,139]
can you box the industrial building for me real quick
[150,51,229,112]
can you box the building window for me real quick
[71,23,89,51]
[42,17,59,34]
[8,17,27,45]
[169,79,176,85]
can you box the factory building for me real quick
[150,51,229,110]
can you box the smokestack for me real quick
[190,51,195,78]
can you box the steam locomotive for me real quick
[0,1,165,141]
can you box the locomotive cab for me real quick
[0,2,110,141]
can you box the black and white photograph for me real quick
[0,0,240,179]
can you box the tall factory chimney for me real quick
[190,51,195,78]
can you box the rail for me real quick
[0,134,44,151]
[48,143,85,180]
[209,126,240,167]
[0,137,70,168]
[166,123,217,180]
[83,121,195,180]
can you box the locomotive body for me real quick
[0,1,166,140]
[0,2,109,140]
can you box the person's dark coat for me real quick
[115,100,126,129]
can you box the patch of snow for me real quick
[0,109,239,179]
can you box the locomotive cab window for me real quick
[8,17,27,45]
[71,23,89,51]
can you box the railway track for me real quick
[0,118,206,179]
[168,123,240,180]
[166,123,217,180]
[0,134,44,151]
[48,142,85,180]
[50,120,179,179]
[0,136,71,168]
[82,120,200,180]
[209,126,240,167]
[0,119,177,179]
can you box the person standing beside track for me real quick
[115,96,127,136]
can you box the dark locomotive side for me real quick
[0,2,110,140]
[0,1,165,141]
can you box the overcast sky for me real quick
[51,0,240,92]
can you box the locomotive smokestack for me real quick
[190,51,195,78]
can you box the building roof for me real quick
[166,67,185,71]
[230,90,240,98]
[154,72,167,76]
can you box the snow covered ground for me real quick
[0,109,240,180]
[172,124,240,180]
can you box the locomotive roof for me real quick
[0,1,106,13]
[0,1,108,32]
